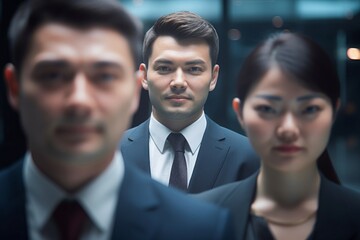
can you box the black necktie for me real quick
[52,200,88,240]
[167,133,188,191]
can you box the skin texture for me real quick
[140,36,219,132]
[232,66,336,240]
[4,23,140,192]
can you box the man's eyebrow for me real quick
[92,61,124,69]
[185,60,206,65]
[152,59,206,66]
[153,59,173,65]
[33,60,70,70]
[32,60,124,70]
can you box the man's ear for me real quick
[232,97,245,129]
[139,63,148,90]
[130,70,142,114]
[209,64,219,91]
[4,63,20,110]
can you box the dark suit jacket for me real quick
[0,158,235,240]
[197,172,360,240]
[120,116,260,193]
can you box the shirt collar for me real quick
[149,112,207,154]
[24,153,66,233]
[77,151,123,232]
[24,151,124,233]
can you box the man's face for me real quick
[141,36,219,130]
[6,23,140,164]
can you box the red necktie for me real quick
[52,200,87,240]
[167,133,188,191]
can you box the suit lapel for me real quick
[226,173,257,240]
[312,175,356,240]
[188,117,229,193]
[111,161,160,239]
[0,160,28,239]
[121,120,151,173]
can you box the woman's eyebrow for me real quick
[254,94,282,101]
[296,94,323,102]
[254,93,324,102]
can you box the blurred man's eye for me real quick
[93,72,117,82]
[33,69,71,87]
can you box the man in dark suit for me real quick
[120,11,260,193]
[0,1,234,239]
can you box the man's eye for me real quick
[156,66,172,74]
[94,72,117,82]
[37,71,65,81]
[188,67,203,74]
[34,71,70,86]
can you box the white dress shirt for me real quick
[149,112,207,186]
[24,151,124,240]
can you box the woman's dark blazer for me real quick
[197,172,360,240]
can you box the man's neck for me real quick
[30,151,115,194]
[152,111,204,132]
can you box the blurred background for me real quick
[1,0,359,191]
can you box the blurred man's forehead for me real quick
[23,23,135,71]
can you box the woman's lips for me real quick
[273,145,303,153]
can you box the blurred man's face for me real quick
[6,23,140,165]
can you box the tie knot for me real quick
[167,133,186,152]
[52,200,87,240]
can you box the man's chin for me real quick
[49,143,110,164]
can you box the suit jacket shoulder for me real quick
[121,119,150,143]
[120,119,151,173]
[187,116,260,192]
[0,160,28,239]
[314,176,360,240]
[196,173,257,240]
[113,160,235,240]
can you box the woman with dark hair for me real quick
[197,33,360,240]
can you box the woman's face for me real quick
[234,67,335,173]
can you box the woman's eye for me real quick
[255,105,277,114]
[302,105,321,115]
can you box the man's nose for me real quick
[65,73,93,117]
[170,68,187,90]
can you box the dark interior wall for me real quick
[0,0,27,169]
